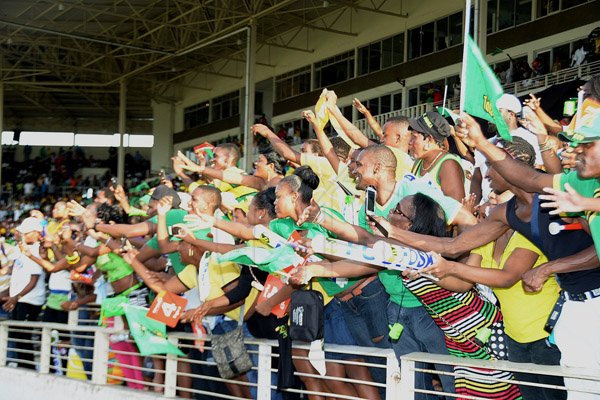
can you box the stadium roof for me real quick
[0,0,406,122]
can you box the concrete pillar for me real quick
[151,100,175,172]
[243,22,256,171]
[117,80,126,185]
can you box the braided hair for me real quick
[497,136,536,167]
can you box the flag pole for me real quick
[443,84,448,109]
[459,0,472,113]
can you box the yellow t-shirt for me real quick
[471,232,560,343]
[387,146,414,180]
[300,154,346,215]
[177,259,259,321]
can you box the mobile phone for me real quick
[159,169,166,180]
[168,226,181,236]
[365,186,376,217]
[563,98,577,117]
[110,177,118,187]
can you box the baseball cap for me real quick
[409,111,451,143]
[16,217,43,234]
[150,185,181,209]
[496,94,522,114]
[559,104,600,145]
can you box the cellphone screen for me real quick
[365,187,376,215]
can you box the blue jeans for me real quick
[324,299,359,360]
[336,278,390,390]
[71,308,95,379]
[505,335,566,400]
[336,278,390,348]
[387,301,455,400]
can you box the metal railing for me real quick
[355,60,600,139]
[2,319,600,399]
[0,320,400,399]
[398,352,600,400]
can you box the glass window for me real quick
[448,12,463,47]
[562,0,587,9]
[314,51,355,88]
[538,0,560,16]
[408,88,419,106]
[380,95,392,114]
[392,93,403,110]
[498,0,516,30]
[212,90,239,122]
[487,0,498,33]
[515,0,532,25]
[551,43,570,71]
[359,46,370,76]
[184,102,209,129]
[421,22,435,56]
[275,66,311,101]
[436,17,449,51]
[408,27,420,59]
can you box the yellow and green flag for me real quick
[462,35,512,141]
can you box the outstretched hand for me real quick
[540,183,590,214]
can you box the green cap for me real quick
[559,106,600,145]
[138,194,151,205]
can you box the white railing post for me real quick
[257,342,273,400]
[0,323,8,367]
[91,330,109,384]
[67,310,79,326]
[39,326,51,374]
[385,351,402,400]
[164,337,179,398]
[398,357,416,399]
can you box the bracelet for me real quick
[539,140,556,152]
[105,237,112,246]
[65,251,80,263]
[66,256,81,265]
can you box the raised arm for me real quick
[303,110,342,172]
[251,124,301,165]
[458,113,554,193]
[326,92,371,148]
[523,93,563,136]
[353,98,384,140]
[177,151,266,190]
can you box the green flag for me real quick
[462,35,512,141]
[124,305,185,357]
[216,245,302,273]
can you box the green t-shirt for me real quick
[554,170,600,259]
[358,177,461,308]
[268,209,362,296]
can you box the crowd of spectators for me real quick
[0,71,599,400]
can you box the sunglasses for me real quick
[392,204,413,222]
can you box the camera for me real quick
[168,226,182,236]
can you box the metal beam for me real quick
[302,23,357,37]
[0,19,175,56]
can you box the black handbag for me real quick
[289,288,324,342]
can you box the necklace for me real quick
[421,150,444,171]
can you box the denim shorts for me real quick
[323,300,358,360]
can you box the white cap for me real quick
[496,94,522,114]
[16,217,43,234]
